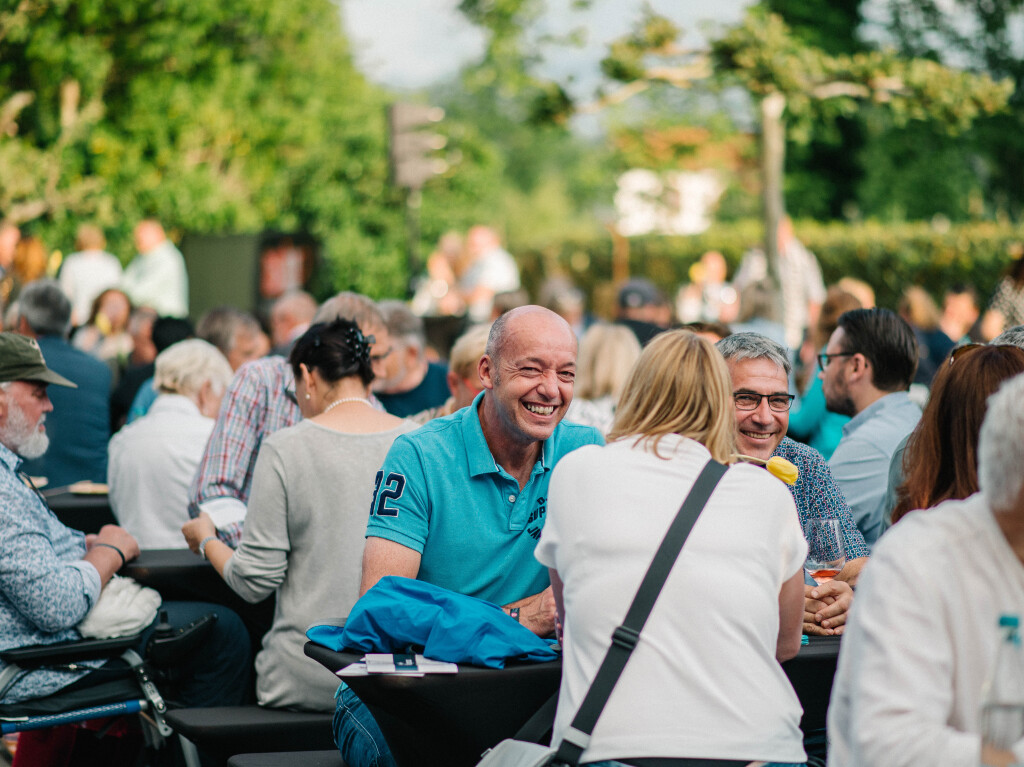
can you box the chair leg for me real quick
[178,735,201,767]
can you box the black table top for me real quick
[43,488,112,510]
[43,488,116,534]
[304,635,841,767]
[304,641,564,680]
[304,633,840,677]
[124,548,275,642]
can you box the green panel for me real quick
[181,234,261,324]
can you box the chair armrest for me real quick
[1,634,141,667]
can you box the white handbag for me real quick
[476,739,557,767]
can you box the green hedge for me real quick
[517,220,1024,317]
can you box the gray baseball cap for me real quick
[0,333,77,388]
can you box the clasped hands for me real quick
[803,580,853,636]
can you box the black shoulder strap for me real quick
[553,459,729,765]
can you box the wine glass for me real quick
[803,518,847,585]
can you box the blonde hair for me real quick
[155,339,234,399]
[608,329,735,462]
[575,323,641,400]
[899,285,941,331]
[448,324,491,380]
[75,224,106,252]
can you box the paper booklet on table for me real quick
[336,653,458,678]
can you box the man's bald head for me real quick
[485,305,575,370]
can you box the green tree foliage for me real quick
[765,0,866,220]
[874,0,1024,220]
[0,0,408,298]
[419,0,617,251]
[517,219,1024,315]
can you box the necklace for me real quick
[322,397,373,414]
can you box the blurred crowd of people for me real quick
[5,213,1024,767]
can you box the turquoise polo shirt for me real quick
[365,392,603,606]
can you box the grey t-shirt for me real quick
[223,417,418,711]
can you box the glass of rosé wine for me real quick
[803,518,846,585]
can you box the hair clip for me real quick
[344,325,372,363]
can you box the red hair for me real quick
[893,344,1024,523]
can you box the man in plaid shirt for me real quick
[187,293,391,545]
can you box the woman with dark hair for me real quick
[537,330,807,766]
[182,319,417,711]
[890,343,1024,526]
[71,287,134,366]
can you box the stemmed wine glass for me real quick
[803,518,847,585]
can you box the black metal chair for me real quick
[163,706,336,765]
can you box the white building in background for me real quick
[614,168,723,236]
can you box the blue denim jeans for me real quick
[333,683,397,767]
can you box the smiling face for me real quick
[480,308,577,447]
[726,356,790,461]
[0,380,53,459]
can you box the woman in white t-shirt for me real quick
[536,329,808,767]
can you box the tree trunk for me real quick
[760,91,787,298]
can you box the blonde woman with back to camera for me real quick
[537,329,808,766]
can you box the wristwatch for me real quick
[198,535,218,560]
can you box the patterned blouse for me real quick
[773,437,871,560]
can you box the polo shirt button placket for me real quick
[508,494,516,503]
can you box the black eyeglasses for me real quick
[818,352,855,371]
[733,392,796,412]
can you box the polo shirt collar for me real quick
[461,391,556,478]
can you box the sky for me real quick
[339,0,753,94]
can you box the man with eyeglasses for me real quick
[821,307,921,548]
[717,333,869,638]
[373,300,452,417]
[187,292,393,546]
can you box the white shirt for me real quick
[58,250,124,325]
[121,240,188,317]
[828,493,1024,767]
[460,246,520,322]
[536,435,807,764]
[107,395,214,549]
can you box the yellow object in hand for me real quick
[732,453,799,485]
[765,456,799,485]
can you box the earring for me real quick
[305,393,311,400]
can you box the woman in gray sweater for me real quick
[182,318,418,711]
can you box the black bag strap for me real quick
[552,459,729,766]
[513,690,559,744]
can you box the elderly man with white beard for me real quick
[0,332,250,712]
